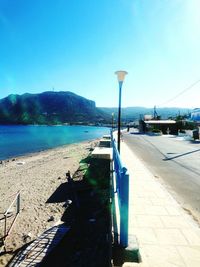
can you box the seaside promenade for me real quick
[119,138,200,267]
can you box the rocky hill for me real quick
[0,91,108,125]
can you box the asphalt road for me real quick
[123,131,200,223]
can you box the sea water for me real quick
[0,125,109,160]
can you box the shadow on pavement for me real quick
[164,148,200,161]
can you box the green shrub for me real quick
[152,128,161,133]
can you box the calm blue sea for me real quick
[0,125,109,160]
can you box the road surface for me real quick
[123,131,200,223]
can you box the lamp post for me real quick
[111,112,114,130]
[115,70,128,153]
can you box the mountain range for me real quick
[0,91,191,125]
[100,107,191,121]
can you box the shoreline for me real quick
[0,124,109,161]
[0,138,100,162]
[0,124,109,127]
[0,138,99,266]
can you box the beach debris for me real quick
[12,158,16,161]
[66,170,73,183]
[67,199,72,205]
[16,161,25,165]
[23,232,32,243]
[47,216,55,222]
[57,176,61,180]
[63,199,73,208]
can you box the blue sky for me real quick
[0,0,200,108]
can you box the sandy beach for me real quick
[0,139,98,266]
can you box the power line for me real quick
[158,78,200,106]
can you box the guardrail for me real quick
[111,131,129,247]
[0,191,20,252]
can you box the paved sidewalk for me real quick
[120,141,200,267]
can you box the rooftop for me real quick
[144,120,176,124]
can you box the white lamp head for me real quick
[115,70,128,82]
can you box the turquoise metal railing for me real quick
[111,132,129,247]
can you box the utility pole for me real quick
[154,105,158,119]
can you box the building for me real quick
[139,120,178,134]
[191,108,200,123]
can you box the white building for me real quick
[191,108,200,123]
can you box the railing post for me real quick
[119,170,129,247]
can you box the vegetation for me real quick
[175,118,197,131]
[0,91,109,125]
[151,128,162,133]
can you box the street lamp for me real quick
[111,112,114,130]
[115,70,128,153]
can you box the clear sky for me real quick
[0,0,200,108]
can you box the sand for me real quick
[0,139,98,266]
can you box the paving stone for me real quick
[154,229,188,245]
[181,228,200,246]
[160,215,194,228]
[165,206,182,215]
[145,205,169,216]
[130,205,147,215]
[131,228,158,245]
[177,246,200,267]
[131,198,152,206]
[142,245,186,267]
[150,197,179,206]
[135,215,164,228]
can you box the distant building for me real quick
[191,108,200,123]
[144,114,153,121]
[139,119,178,134]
